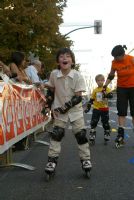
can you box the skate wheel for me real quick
[115,142,120,148]
[46,173,50,181]
[115,141,125,149]
[115,143,122,149]
[85,170,91,179]
[45,171,55,181]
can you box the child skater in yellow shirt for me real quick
[85,74,113,145]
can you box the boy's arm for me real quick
[84,98,94,113]
[103,91,113,99]
[84,89,96,113]
[102,87,113,99]
[54,91,82,114]
[41,88,54,115]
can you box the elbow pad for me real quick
[107,74,115,80]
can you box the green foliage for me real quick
[0,0,72,72]
[75,63,80,71]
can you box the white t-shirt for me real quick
[47,69,86,122]
[25,65,41,83]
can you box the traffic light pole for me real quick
[64,20,102,37]
[64,26,95,37]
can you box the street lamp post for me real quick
[64,20,102,37]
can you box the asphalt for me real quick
[1,105,134,200]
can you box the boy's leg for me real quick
[89,109,100,142]
[71,118,92,170]
[101,111,111,141]
[45,119,66,173]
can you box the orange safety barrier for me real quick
[0,82,49,154]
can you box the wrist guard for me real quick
[54,95,82,114]
[103,92,113,99]
[84,98,94,113]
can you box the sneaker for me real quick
[82,160,92,170]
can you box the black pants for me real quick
[90,109,110,131]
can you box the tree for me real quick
[0,0,72,71]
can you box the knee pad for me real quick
[75,129,88,145]
[90,119,98,129]
[51,126,65,141]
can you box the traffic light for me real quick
[94,20,102,34]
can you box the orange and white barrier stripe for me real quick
[0,82,50,154]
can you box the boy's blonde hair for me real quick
[95,74,105,82]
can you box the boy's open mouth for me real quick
[62,61,68,65]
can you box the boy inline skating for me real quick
[44,48,92,179]
[85,74,113,145]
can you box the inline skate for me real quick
[89,129,96,145]
[115,127,125,148]
[104,130,110,145]
[45,157,58,181]
[81,160,92,178]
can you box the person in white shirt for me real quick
[25,59,42,83]
[44,48,92,178]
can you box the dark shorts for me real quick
[117,87,134,116]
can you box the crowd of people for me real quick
[0,51,46,88]
[1,44,134,177]
[0,52,47,150]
